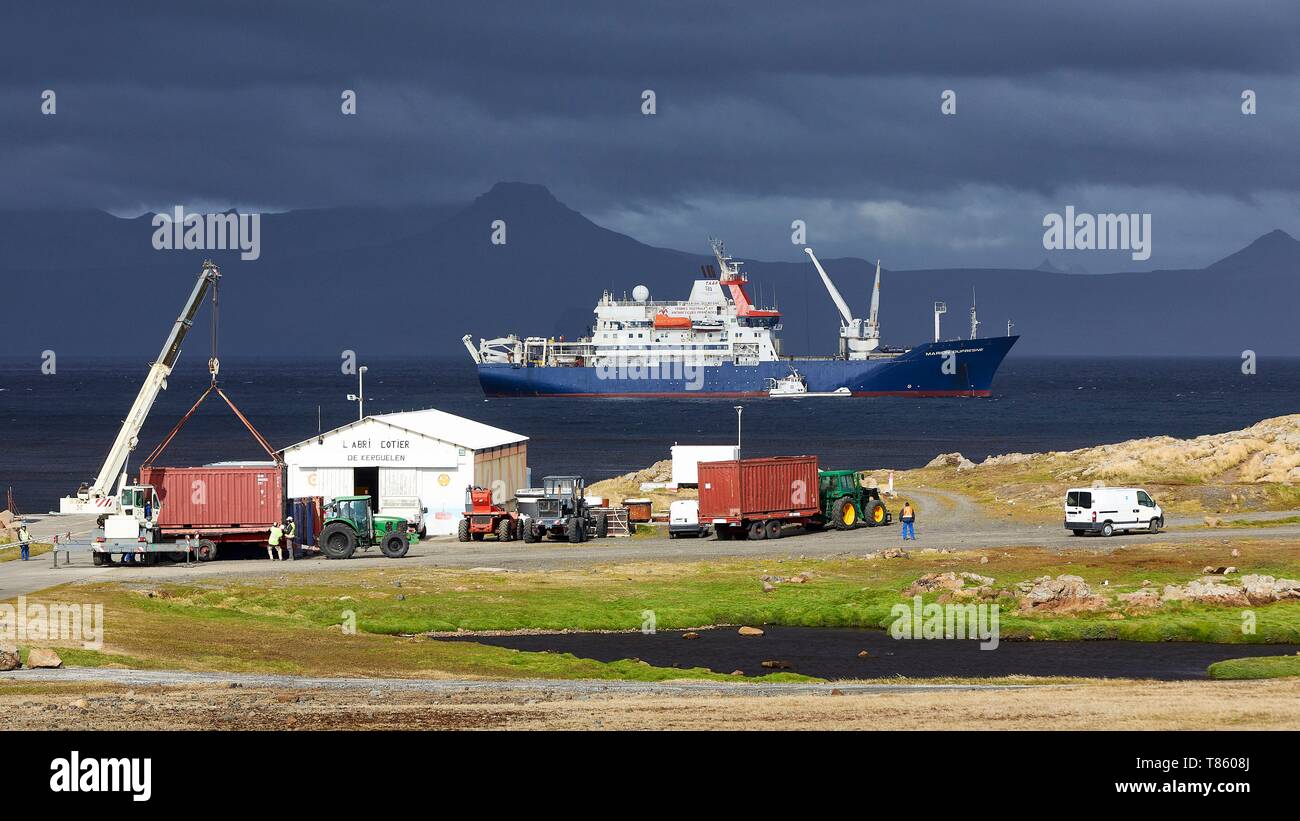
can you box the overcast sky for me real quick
[2,1,1298,269]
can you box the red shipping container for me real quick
[139,465,284,539]
[697,456,820,523]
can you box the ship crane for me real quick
[803,247,881,358]
[60,261,222,514]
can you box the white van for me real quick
[669,499,709,538]
[1064,487,1163,536]
[379,496,428,537]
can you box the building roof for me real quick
[280,407,527,454]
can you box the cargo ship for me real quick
[463,240,1017,397]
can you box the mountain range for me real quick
[2,182,1297,359]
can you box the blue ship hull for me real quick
[478,335,1018,397]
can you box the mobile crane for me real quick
[59,261,222,515]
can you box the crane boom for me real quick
[803,248,854,326]
[61,261,221,512]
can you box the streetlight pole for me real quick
[358,365,367,420]
[349,365,368,421]
[733,405,743,454]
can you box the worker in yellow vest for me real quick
[267,521,284,561]
[17,522,32,561]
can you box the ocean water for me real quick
[1,355,1297,513]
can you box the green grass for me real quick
[1221,515,1300,529]
[0,542,51,562]
[1207,655,1300,680]
[12,541,1300,682]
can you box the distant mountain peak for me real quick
[477,181,562,206]
[1209,228,1300,271]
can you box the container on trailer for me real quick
[139,463,284,541]
[697,455,821,523]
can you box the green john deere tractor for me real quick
[817,470,891,531]
[318,495,417,559]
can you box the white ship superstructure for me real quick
[464,238,783,369]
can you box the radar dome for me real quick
[632,285,650,302]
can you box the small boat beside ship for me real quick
[463,239,1017,398]
[765,370,851,398]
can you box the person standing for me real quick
[899,500,916,541]
[267,521,284,561]
[283,516,297,561]
[17,522,32,561]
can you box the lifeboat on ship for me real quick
[653,310,692,330]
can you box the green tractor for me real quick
[818,470,891,531]
[318,495,417,559]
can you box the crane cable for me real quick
[208,272,220,386]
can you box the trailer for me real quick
[698,456,822,540]
[698,456,892,540]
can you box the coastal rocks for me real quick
[1160,578,1248,607]
[738,626,765,637]
[0,646,20,671]
[25,648,63,669]
[905,572,994,597]
[1117,588,1162,608]
[1016,575,1107,612]
[1240,575,1300,605]
[926,452,977,471]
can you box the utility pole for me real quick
[348,365,368,420]
[733,405,743,453]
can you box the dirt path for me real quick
[3,669,1298,730]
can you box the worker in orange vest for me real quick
[899,501,916,540]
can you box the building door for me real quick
[353,466,380,512]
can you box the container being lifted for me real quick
[59,260,287,564]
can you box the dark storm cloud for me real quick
[1,0,1298,267]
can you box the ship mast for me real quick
[969,288,980,340]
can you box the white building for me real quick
[279,408,528,536]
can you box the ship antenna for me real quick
[969,287,980,340]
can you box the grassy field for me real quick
[7,539,1300,681]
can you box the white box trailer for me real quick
[671,445,740,486]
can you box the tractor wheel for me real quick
[523,523,540,543]
[831,498,857,530]
[595,512,609,538]
[381,531,409,559]
[496,518,514,542]
[457,518,470,542]
[865,500,887,527]
[714,527,732,541]
[319,523,358,559]
[195,539,218,562]
[568,516,584,543]
[746,520,766,540]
